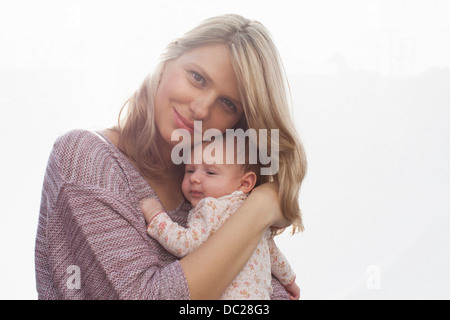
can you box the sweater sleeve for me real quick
[35,130,190,300]
[46,182,190,300]
[271,277,291,300]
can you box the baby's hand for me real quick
[285,281,300,300]
[140,198,164,224]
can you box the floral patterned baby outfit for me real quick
[147,190,296,300]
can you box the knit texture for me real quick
[35,129,289,300]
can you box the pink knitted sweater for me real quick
[35,129,289,300]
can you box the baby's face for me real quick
[181,142,247,207]
[181,161,245,207]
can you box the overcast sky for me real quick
[1,0,449,299]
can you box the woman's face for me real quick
[154,44,244,148]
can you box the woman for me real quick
[35,14,307,300]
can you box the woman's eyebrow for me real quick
[188,62,213,84]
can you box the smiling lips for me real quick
[174,109,195,133]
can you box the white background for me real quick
[1,0,449,299]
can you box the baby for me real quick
[140,140,300,300]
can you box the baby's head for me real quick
[181,139,260,207]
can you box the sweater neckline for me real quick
[94,130,192,215]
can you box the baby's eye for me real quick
[206,171,216,176]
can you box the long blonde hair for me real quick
[116,14,307,233]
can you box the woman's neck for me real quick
[154,129,185,175]
[105,128,184,180]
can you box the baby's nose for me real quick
[189,172,201,184]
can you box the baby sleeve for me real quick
[147,198,224,258]
[268,237,296,286]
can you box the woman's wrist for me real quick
[247,188,275,228]
[248,182,286,228]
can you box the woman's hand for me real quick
[249,182,291,229]
[140,198,164,224]
[285,281,301,300]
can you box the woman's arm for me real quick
[36,131,191,300]
[179,182,289,300]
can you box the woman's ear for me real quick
[238,171,257,193]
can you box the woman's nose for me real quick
[189,93,215,121]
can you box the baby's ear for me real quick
[238,171,257,193]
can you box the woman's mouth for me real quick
[174,109,195,134]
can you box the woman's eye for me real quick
[189,71,206,86]
[220,98,237,113]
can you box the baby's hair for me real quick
[226,134,262,188]
[190,134,262,187]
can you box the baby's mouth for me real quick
[190,190,203,197]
